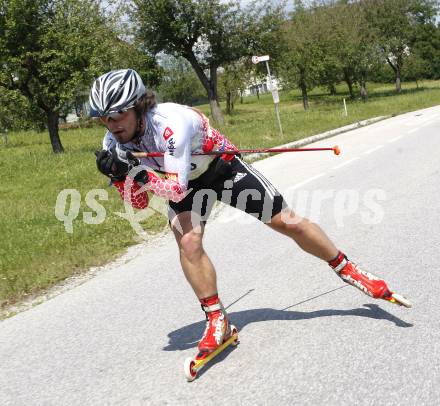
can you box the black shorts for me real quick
[168,157,287,224]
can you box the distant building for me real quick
[243,75,281,97]
[65,100,90,123]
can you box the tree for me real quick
[0,0,160,153]
[403,52,430,86]
[219,59,252,114]
[299,2,343,97]
[0,0,97,152]
[158,55,206,105]
[0,89,28,134]
[132,0,284,125]
[0,88,46,132]
[409,13,440,80]
[317,1,381,100]
[362,0,438,93]
[280,2,326,110]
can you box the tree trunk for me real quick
[184,51,224,125]
[301,86,309,110]
[299,71,309,111]
[226,91,232,114]
[208,71,224,125]
[328,83,337,95]
[360,75,368,102]
[209,99,224,124]
[395,67,402,93]
[343,69,355,99]
[47,111,64,153]
[256,87,260,100]
[205,83,224,124]
[240,90,243,104]
[386,57,402,93]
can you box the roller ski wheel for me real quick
[383,291,412,308]
[183,358,197,382]
[230,325,239,346]
[183,325,239,382]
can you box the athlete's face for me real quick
[100,108,137,144]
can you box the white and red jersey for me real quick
[102,103,237,207]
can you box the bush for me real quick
[59,117,102,131]
[0,88,46,132]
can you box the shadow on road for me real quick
[164,303,413,352]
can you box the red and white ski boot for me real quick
[183,294,238,381]
[329,252,412,308]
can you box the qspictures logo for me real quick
[54,165,388,240]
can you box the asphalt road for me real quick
[1,106,439,405]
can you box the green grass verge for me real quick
[1,80,439,307]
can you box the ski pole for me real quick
[132,145,341,158]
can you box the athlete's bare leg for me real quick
[171,211,218,299]
[268,209,339,262]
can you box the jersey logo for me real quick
[233,172,247,183]
[163,127,174,141]
[167,138,176,156]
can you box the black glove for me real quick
[95,149,149,183]
[197,156,236,186]
[214,157,236,179]
[95,149,129,181]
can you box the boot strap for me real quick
[201,303,222,313]
[333,258,348,274]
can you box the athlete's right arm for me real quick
[111,168,186,208]
[112,178,149,209]
[112,172,185,209]
[99,133,186,208]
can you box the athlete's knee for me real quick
[179,230,204,261]
[269,210,309,235]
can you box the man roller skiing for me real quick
[90,69,411,357]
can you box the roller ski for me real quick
[330,252,412,308]
[184,295,239,382]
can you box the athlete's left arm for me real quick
[210,127,239,157]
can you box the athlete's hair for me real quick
[134,89,156,118]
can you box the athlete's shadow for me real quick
[164,303,413,352]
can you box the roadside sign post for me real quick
[252,55,283,136]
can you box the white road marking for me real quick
[408,117,440,134]
[333,157,360,170]
[387,136,403,143]
[364,145,384,155]
[400,118,418,126]
[292,173,326,190]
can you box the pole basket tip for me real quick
[333,146,341,155]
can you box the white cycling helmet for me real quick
[89,69,146,117]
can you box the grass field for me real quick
[1,80,439,309]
